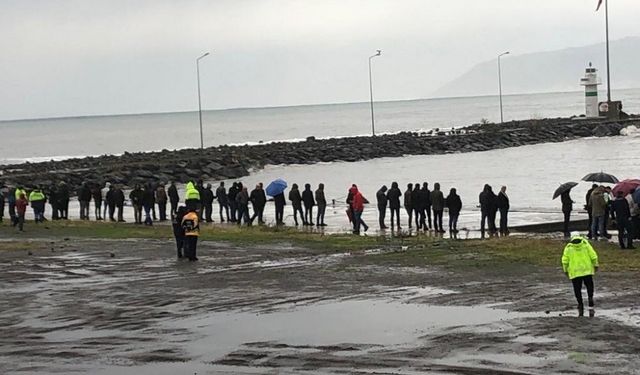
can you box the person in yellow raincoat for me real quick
[561,234,599,317]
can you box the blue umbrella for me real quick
[266,179,288,197]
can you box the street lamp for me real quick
[196,52,210,149]
[498,51,510,123]
[368,49,382,136]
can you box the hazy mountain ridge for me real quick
[433,37,640,98]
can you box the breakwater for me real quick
[0,117,636,190]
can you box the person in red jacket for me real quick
[349,185,369,234]
[15,193,28,231]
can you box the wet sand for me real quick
[1,237,639,374]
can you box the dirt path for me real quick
[1,237,639,374]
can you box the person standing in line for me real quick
[216,182,229,222]
[289,183,305,226]
[58,182,70,220]
[315,183,327,227]
[612,191,634,249]
[29,187,46,223]
[114,185,126,222]
[387,182,402,230]
[78,183,91,220]
[274,191,286,225]
[627,188,640,240]
[196,180,205,220]
[423,182,432,230]
[236,186,250,225]
[184,181,201,213]
[8,186,17,225]
[48,185,59,220]
[228,182,239,223]
[129,184,144,224]
[349,185,369,234]
[603,186,613,238]
[168,181,180,216]
[142,184,155,226]
[101,182,111,221]
[202,183,215,223]
[106,185,117,221]
[404,183,413,229]
[589,186,607,240]
[497,186,510,236]
[445,188,462,233]
[561,190,574,238]
[91,183,103,221]
[156,183,168,222]
[376,185,388,230]
[302,183,315,226]
[249,183,267,225]
[411,183,422,230]
[181,207,200,261]
[15,193,28,231]
[561,235,599,317]
[172,206,188,259]
[585,184,597,239]
[431,182,445,233]
[0,184,5,223]
[479,184,498,238]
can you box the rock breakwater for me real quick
[0,117,635,191]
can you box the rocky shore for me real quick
[0,117,636,190]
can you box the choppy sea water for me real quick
[0,88,639,164]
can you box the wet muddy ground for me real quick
[1,238,639,374]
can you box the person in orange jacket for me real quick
[181,208,200,261]
[349,185,369,235]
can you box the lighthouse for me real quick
[580,63,601,118]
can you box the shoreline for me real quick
[0,116,637,190]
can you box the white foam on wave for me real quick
[620,125,640,137]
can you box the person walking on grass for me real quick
[562,234,599,317]
[404,183,413,229]
[387,182,402,230]
[181,207,200,261]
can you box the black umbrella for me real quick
[582,172,619,184]
[553,182,579,200]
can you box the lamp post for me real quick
[196,52,210,149]
[368,49,382,136]
[604,0,611,104]
[497,51,510,124]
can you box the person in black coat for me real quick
[249,183,267,224]
[274,191,286,225]
[48,185,59,220]
[142,184,155,226]
[411,183,421,230]
[612,191,634,249]
[561,190,574,237]
[91,184,103,221]
[404,183,413,229]
[168,181,180,216]
[216,182,229,222]
[289,184,305,226]
[228,182,239,223]
[387,182,402,230]
[585,184,597,239]
[301,183,315,226]
[202,183,215,223]
[57,182,70,220]
[172,206,188,258]
[497,186,510,236]
[419,183,431,231]
[113,185,126,222]
[376,185,389,229]
[129,184,144,224]
[78,183,92,220]
[445,188,462,233]
[479,184,498,238]
[106,185,117,221]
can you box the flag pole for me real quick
[605,0,611,103]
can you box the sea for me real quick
[1,88,640,234]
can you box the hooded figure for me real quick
[445,188,462,233]
[376,185,388,229]
[349,185,369,234]
[561,235,599,316]
[185,181,201,213]
[289,184,305,226]
[101,182,111,220]
[479,184,498,238]
[404,183,414,229]
[387,182,402,229]
[249,183,267,224]
[302,183,315,226]
[315,183,327,227]
[497,186,510,236]
[216,182,230,222]
[431,183,445,233]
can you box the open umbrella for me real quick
[265,178,288,197]
[553,182,578,200]
[582,172,619,184]
[612,179,640,197]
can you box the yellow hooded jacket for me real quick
[185,182,200,201]
[562,236,599,280]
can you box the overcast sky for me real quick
[1,0,638,120]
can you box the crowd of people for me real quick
[0,180,514,238]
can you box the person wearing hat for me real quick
[561,234,599,317]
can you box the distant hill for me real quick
[433,37,640,98]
